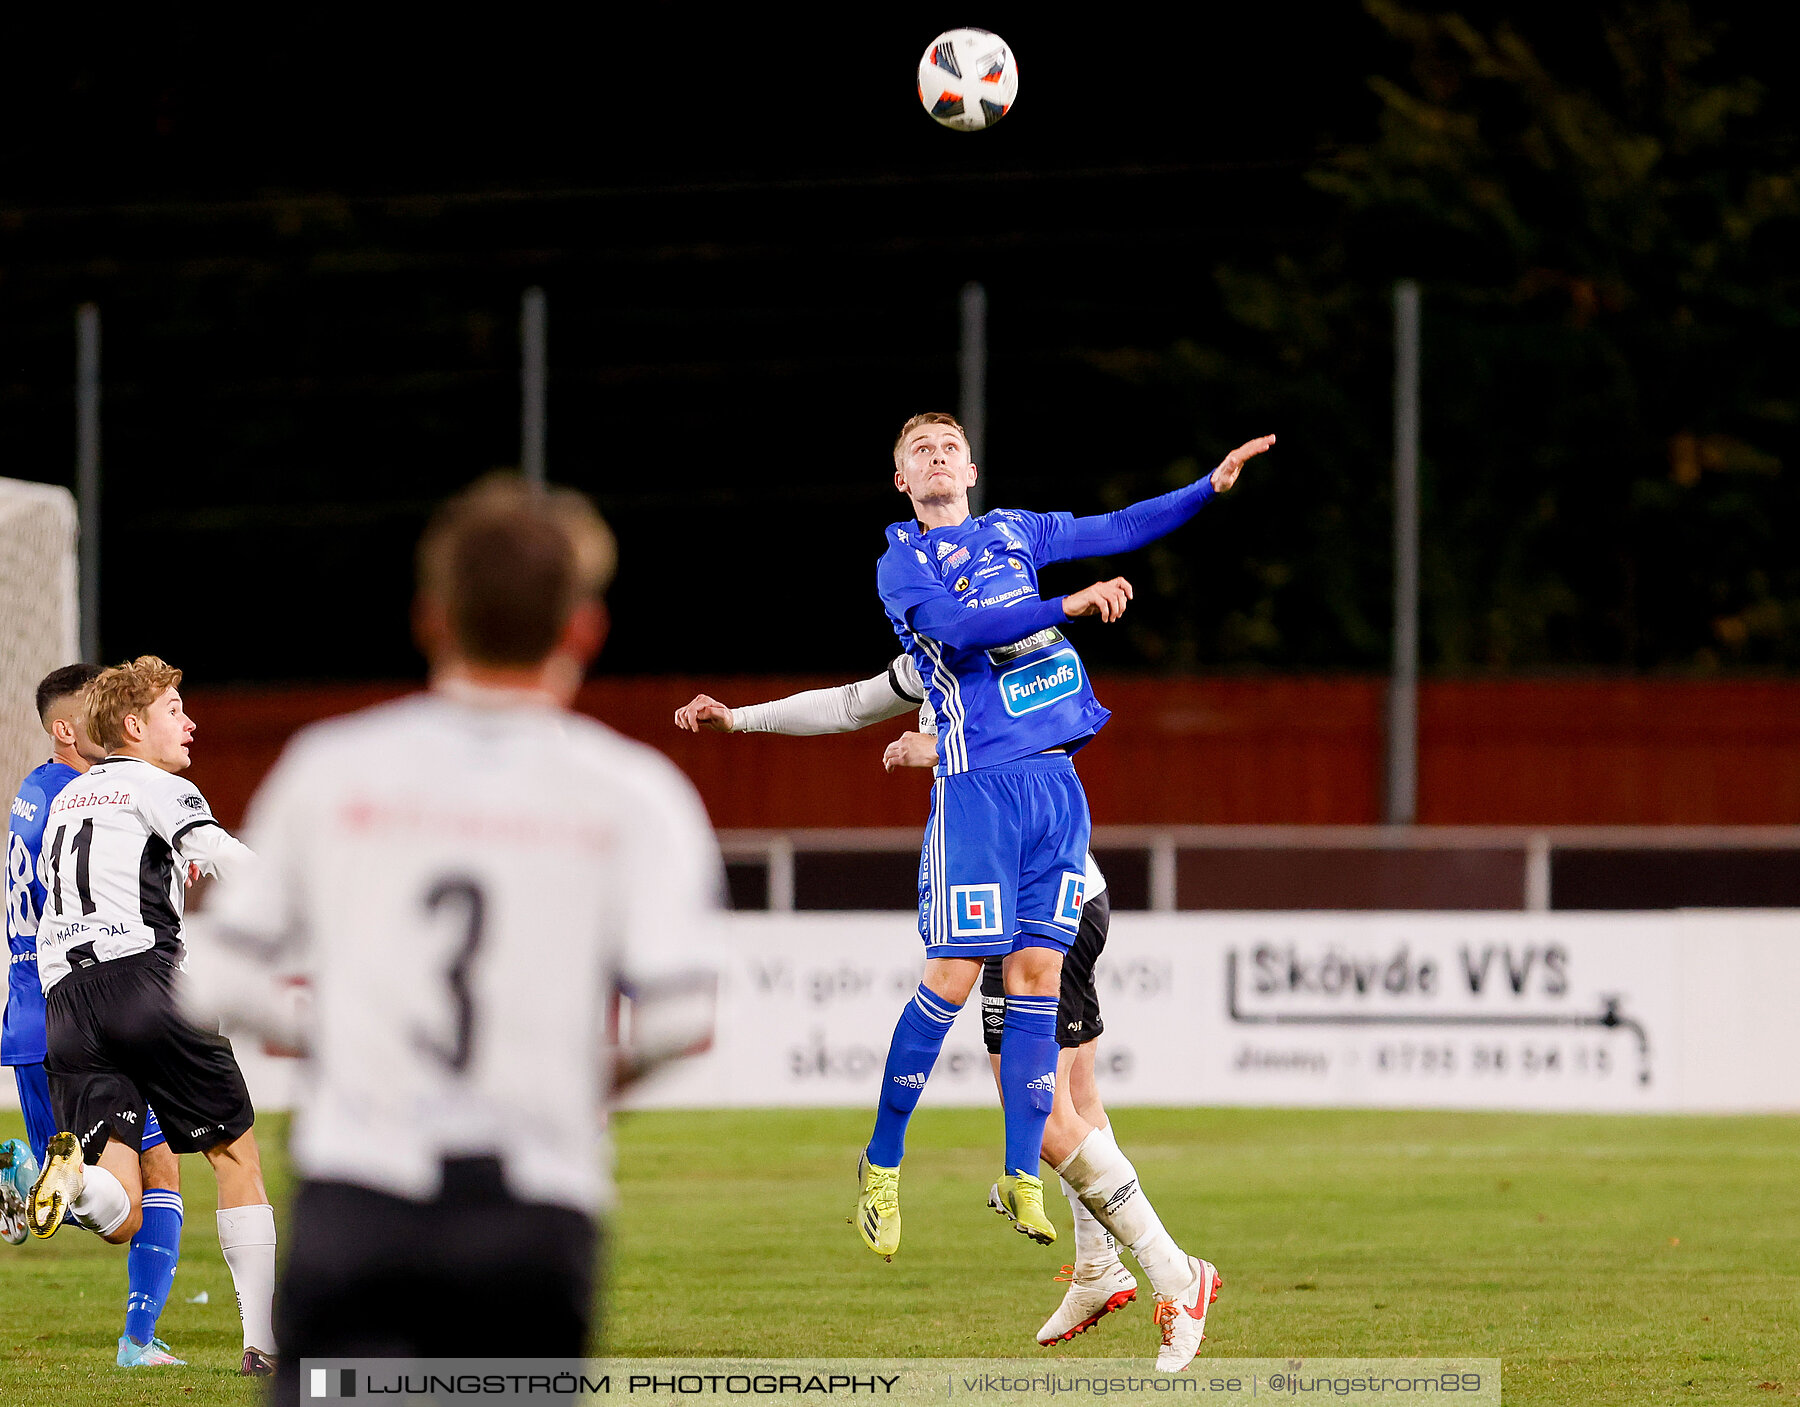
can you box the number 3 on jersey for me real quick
[413,876,486,1074]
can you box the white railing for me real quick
[716,825,1800,913]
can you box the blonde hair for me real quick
[416,474,617,666]
[892,412,969,470]
[84,656,183,752]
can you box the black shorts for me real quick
[981,888,1109,1053]
[274,1157,601,1401]
[44,952,255,1162]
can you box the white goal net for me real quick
[0,479,81,794]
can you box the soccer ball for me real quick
[917,28,1018,131]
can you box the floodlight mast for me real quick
[77,303,101,663]
[521,286,547,488]
[1386,279,1421,826]
[960,280,987,516]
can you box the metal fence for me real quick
[717,825,1800,912]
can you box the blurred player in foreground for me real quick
[3,664,190,1368]
[186,476,722,1398]
[677,665,1216,1367]
[26,656,273,1374]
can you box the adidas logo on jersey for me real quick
[891,1072,929,1090]
[1026,1071,1057,1094]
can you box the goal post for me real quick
[0,479,81,793]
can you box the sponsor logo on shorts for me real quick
[1056,872,1087,927]
[113,1110,138,1125]
[950,884,1004,938]
[79,1119,106,1148]
[998,649,1084,717]
[187,1126,215,1140]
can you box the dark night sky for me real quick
[0,9,1404,682]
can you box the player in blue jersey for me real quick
[678,673,1222,1366]
[2,665,190,1368]
[860,412,1270,1361]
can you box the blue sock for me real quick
[124,1190,184,1346]
[1000,994,1060,1177]
[866,985,961,1167]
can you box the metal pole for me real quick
[521,286,547,487]
[76,303,101,664]
[959,281,987,515]
[1386,280,1421,825]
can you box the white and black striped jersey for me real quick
[35,755,252,993]
[189,683,723,1216]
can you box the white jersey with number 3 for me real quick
[195,684,722,1216]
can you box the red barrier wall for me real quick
[178,676,1800,832]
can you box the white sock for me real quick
[1056,1123,1191,1298]
[217,1204,278,1353]
[71,1162,132,1237]
[1059,1173,1119,1276]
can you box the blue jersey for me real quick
[4,760,80,1065]
[880,510,1109,773]
[878,478,1220,775]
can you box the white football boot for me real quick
[1037,1259,1138,1345]
[0,1189,26,1246]
[1152,1255,1221,1372]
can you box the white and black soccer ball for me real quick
[917,28,1018,132]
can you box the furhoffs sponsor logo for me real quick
[998,649,1083,717]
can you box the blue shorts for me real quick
[917,753,1092,957]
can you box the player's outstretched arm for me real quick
[1047,433,1277,562]
[676,673,916,738]
[674,694,736,732]
[1208,434,1276,494]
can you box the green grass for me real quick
[2,1108,1797,1405]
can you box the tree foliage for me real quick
[1107,2,1800,671]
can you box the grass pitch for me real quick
[2,1107,1796,1406]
